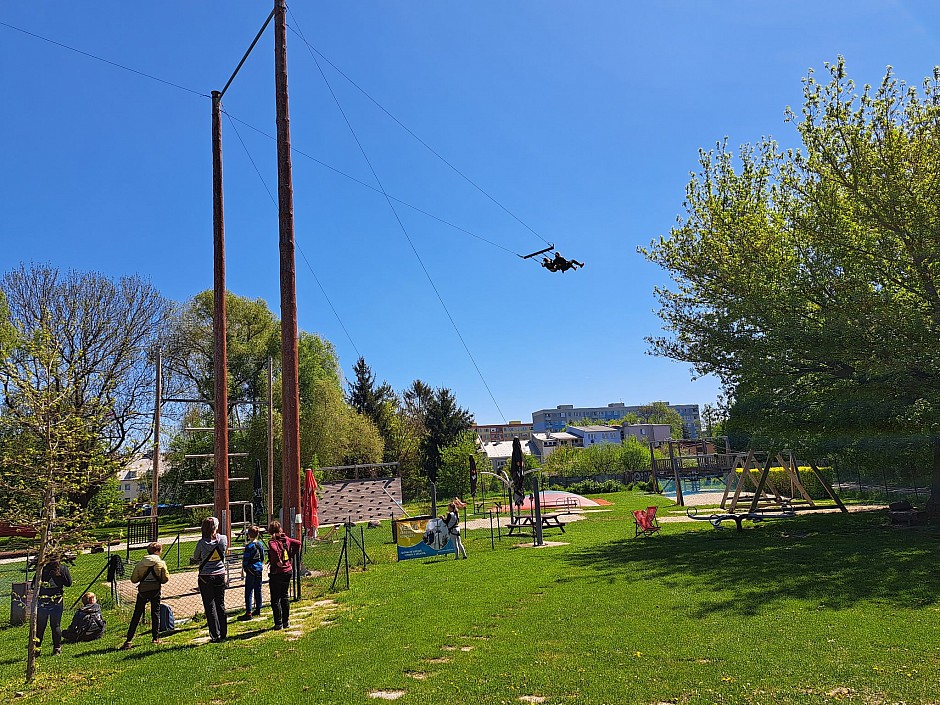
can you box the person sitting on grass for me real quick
[238,525,265,621]
[120,541,169,650]
[63,592,106,643]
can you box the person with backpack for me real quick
[34,554,73,656]
[238,525,264,621]
[63,592,106,643]
[442,498,467,559]
[120,542,169,650]
[191,516,228,643]
[266,521,300,631]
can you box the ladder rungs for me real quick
[183,477,250,485]
[184,453,250,459]
[184,427,246,432]
[183,500,254,509]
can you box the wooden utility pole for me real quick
[211,89,231,539]
[267,356,275,519]
[274,0,302,537]
[150,348,162,526]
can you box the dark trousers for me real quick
[244,571,263,614]
[126,589,161,642]
[269,572,291,627]
[36,602,64,649]
[199,574,227,640]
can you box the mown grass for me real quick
[1,492,938,704]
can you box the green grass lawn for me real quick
[1,491,938,704]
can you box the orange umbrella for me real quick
[303,468,319,538]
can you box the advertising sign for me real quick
[394,515,455,561]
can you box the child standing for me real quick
[120,542,169,649]
[266,521,300,630]
[443,498,468,559]
[239,526,264,621]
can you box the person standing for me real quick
[120,542,169,649]
[191,517,229,643]
[444,498,468,560]
[266,521,300,630]
[34,555,73,656]
[239,525,265,621]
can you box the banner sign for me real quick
[394,515,455,561]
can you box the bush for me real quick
[559,479,628,495]
[730,465,836,500]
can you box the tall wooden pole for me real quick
[267,356,275,520]
[274,0,301,537]
[211,89,231,539]
[151,349,162,527]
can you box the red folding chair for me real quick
[633,507,661,538]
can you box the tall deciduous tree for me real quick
[0,264,169,506]
[642,59,940,517]
[0,324,116,683]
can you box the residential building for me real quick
[565,425,621,447]
[530,431,579,462]
[479,439,536,472]
[622,423,672,447]
[473,421,533,443]
[117,454,168,502]
[532,401,701,438]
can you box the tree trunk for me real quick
[925,435,940,522]
[25,513,49,683]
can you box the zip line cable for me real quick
[224,112,363,362]
[222,111,520,257]
[289,12,509,425]
[0,20,209,98]
[284,15,553,251]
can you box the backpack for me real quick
[158,603,175,633]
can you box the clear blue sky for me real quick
[3,1,939,424]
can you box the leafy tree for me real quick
[165,290,279,413]
[1,264,170,503]
[642,59,940,516]
[622,403,685,439]
[435,432,488,500]
[0,325,117,683]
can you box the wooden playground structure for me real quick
[651,441,846,514]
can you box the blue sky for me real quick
[3,1,939,425]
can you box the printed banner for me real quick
[394,516,455,560]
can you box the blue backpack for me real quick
[158,603,175,633]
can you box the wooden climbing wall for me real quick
[317,477,403,525]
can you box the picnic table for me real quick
[507,513,566,536]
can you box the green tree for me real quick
[0,326,116,683]
[437,432,488,501]
[421,387,474,486]
[642,59,940,516]
[346,357,397,461]
[622,403,685,439]
[165,290,280,411]
[1,264,170,506]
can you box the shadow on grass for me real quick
[562,510,940,616]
